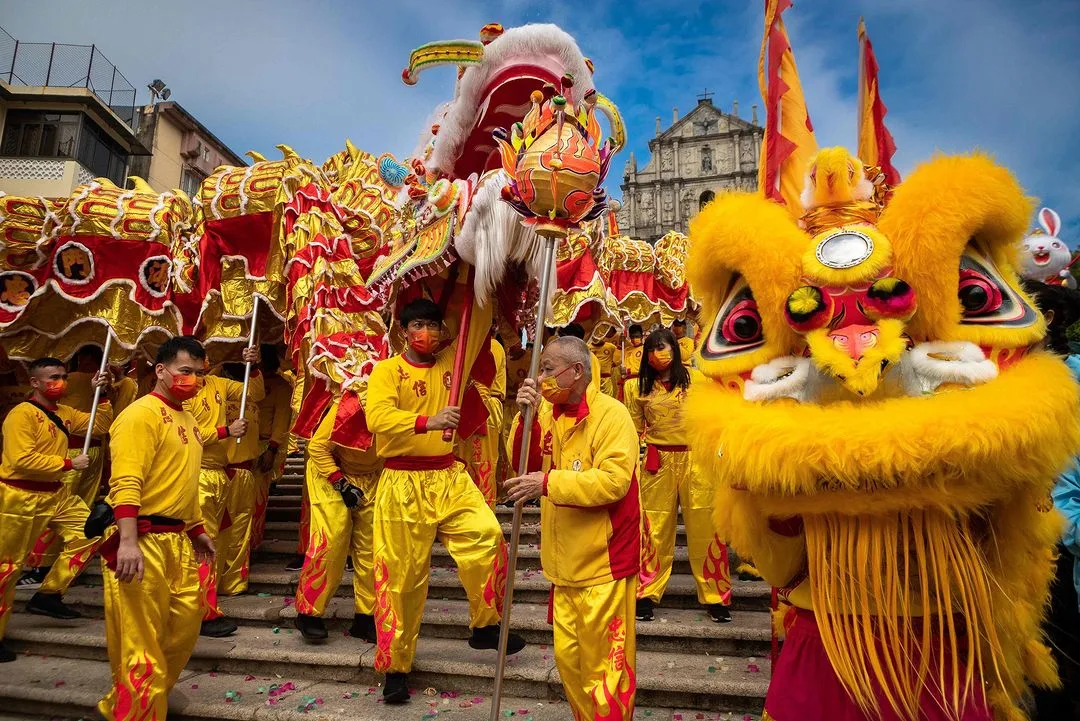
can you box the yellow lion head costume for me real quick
[685,149,1080,720]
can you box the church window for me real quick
[699,190,715,210]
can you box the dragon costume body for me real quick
[684,148,1080,721]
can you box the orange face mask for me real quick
[165,370,199,401]
[540,365,574,404]
[42,379,67,401]
[407,328,440,355]
[648,349,673,371]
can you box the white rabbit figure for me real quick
[1020,207,1076,288]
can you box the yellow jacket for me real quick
[677,336,695,366]
[623,369,700,446]
[185,373,264,470]
[509,385,641,588]
[367,352,456,459]
[308,399,383,495]
[622,344,644,379]
[0,399,112,482]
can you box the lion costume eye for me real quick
[702,275,766,359]
[958,245,1038,327]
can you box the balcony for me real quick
[0,156,96,197]
[0,25,138,131]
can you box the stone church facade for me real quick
[617,96,764,242]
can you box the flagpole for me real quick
[490,234,557,721]
[83,330,113,455]
[443,266,476,443]
[237,296,260,444]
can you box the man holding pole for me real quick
[0,357,112,661]
[505,335,641,721]
[186,345,261,638]
[367,298,525,704]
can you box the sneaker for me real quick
[468,624,526,655]
[383,672,410,704]
[635,598,655,622]
[15,568,47,591]
[345,556,354,572]
[0,642,15,663]
[706,603,731,623]
[200,617,238,638]
[26,592,81,620]
[349,613,377,644]
[295,613,328,642]
[284,554,305,572]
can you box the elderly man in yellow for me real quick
[366,299,525,704]
[505,335,641,721]
[456,331,507,508]
[0,356,112,662]
[96,336,216,720]
[623,328,731,624]
[671,320,695,366]
[294,390,382,644]
[185,345,261,638]
[251,346,292,550]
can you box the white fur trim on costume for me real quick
[744,356,816,403]
[424,24,595,175]
[900,341,998,396]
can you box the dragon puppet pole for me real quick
[237,296,261,444]
[82,330,114,456]
[442,266,476,442]
[490,234,558,721]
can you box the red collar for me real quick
[31,396,58,411]
[660,379,675,392]
[553,394,589,421]
[150,392,183,411]
[402,353,435,369]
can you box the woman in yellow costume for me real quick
[624,327,731,624]
[684,149,1080,721]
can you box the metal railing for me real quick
[0,25,138,129]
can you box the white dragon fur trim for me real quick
[900,340,999,396]
[744,356,818,403]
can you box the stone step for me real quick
[2,618,769,713]
[16,586,772,658]
[0,655,761,721]
[71,563,773,612]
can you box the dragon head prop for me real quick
[685,148,1080,720]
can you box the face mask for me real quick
[648,349,673,371]
[540,365,575,404]
[164,369,200,401]
[631,338,643,348]
[407,328,440,355]
[42,379,67,401]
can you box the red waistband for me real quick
[227,461,254,472]
[69,435,102,448]
[99,516,186,572]
[0,478,61,492]
[648,444,688,452]
[600,373,612,378]
[383,454,456,471]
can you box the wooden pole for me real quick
[489,235,558,721]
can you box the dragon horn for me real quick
[127,176,156,194]
[594,93,627,153]
[246,150,268,163]
[276,144,301,161]
[401,39,485,86]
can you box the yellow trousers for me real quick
[250,458,280,550]
[0,481,99,637]
[297,480,310,556]
[217,467,256,596]
[599,375,615,397]
[553,576,638,721]
[97,531,201,721]
[455,397,504,509]
[372,463,506,673]
[639,449,731,606]
[31,445,104,568]
[295,463,378,617]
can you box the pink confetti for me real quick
[244,674,255,681]
[747,663,760,673]
[472,697,484,704]
[674,715,683,721]
[191,684,199,690]
[54,681,65,688]
[209,672,218,678]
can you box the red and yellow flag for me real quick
[857,18,900,187]
[758,0,818,217]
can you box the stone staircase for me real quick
[0,456,771,720]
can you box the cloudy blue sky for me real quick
[3,0,1078,241]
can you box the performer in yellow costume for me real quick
[97,336,215,720]
[506,336,640,721]
[589,333,620,397]
[672,320,695,366]
[367,299,524,704]
[217,362,262,597]
[619,325,644,401]
[623,328,730,623]
[0,357,111,661]
[456,332,506,507]
[185,346,260,638]
[294,392,382,644]
[251,346,292,550]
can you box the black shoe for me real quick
[15,568,47,591]
[706,603,731,623]
[349,613,377,644]
[284,554,305,572]
[295,613,328,642]
[383,672,410,704]
[0,642,14,663]
[345,556,354,572]
[26,592,81,620]
[635,598,655,622]
[200,617,238,638]
[468,624,526,655]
